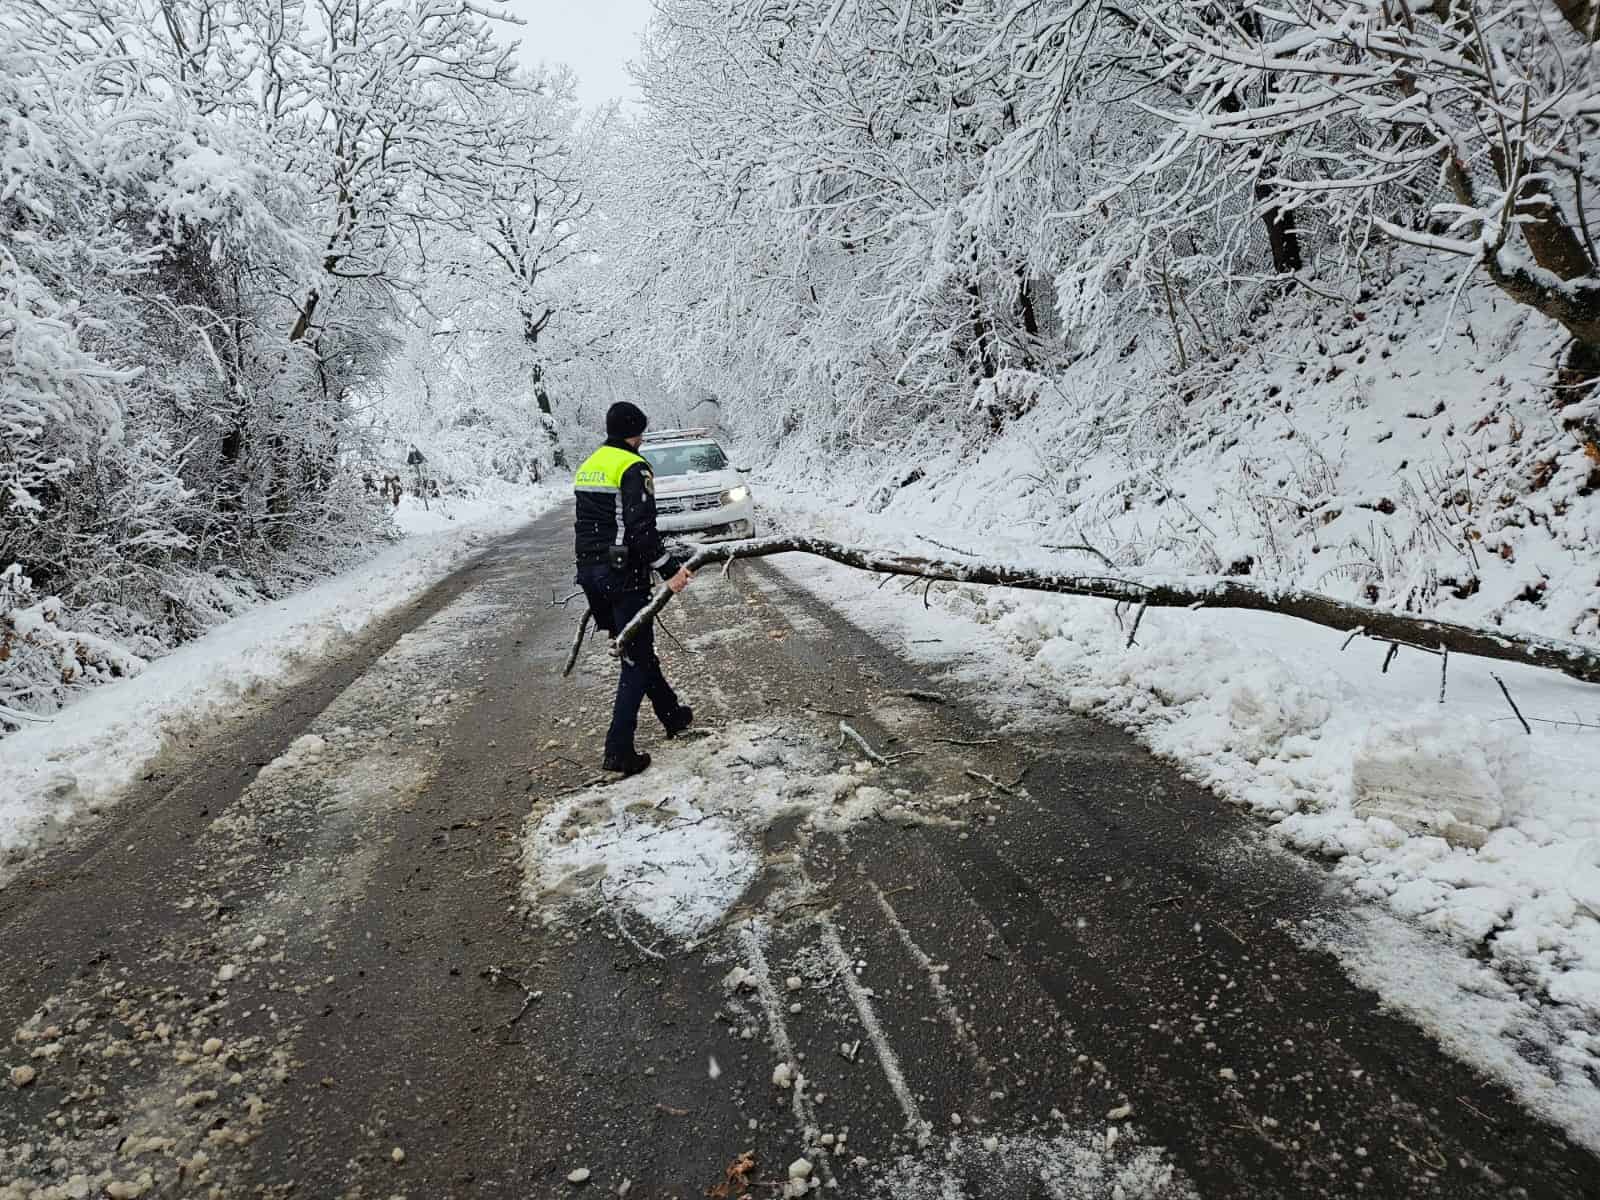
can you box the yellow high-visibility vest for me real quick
[573,443,648,493]
[574,444,651,547]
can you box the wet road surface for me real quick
[1,507,1595,1199]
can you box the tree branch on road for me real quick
[609,536,1600,686]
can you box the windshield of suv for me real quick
[641,442,729,477]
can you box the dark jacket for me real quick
[573,438,683,589]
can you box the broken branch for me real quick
[1041,541,1118,568]
[965,769,1020,796]
[839,721,889,764]
[610,535,1600,685]
[1492,673,1533,735]
[1126,600,1149,649]
[561,609,594,678]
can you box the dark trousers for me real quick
[577,564,682,760]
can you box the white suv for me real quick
[640,429,756,542]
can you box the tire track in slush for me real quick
[868,879,999,1099]
[736,923,839,1190]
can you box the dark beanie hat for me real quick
[606,401,648,440]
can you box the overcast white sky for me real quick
[499,0,655,109]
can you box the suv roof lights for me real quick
[643,427,715,443]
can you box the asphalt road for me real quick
[0,506,1595,1199]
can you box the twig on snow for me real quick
[1340,626,1366,652]
[965,767,1028,797]
[600,880,666,960]
[916,533,981,557]
[1041,541,1117,568]
[635,814,715,842]
[1126,601,1149,649]
[483,964,541,1027]
[806,702,858,718]
[0,704,51,726]
[550,774,609,797]
[1491,713,1600,731]
[1491,673,1532,735]
[1438,644,1449,705]
[612,908,665,960]
[655,613,691,655]
[839,721,889,765]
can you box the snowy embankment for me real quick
[0,488,556,874]
[762,493,1600,1145]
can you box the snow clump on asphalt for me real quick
[523,722,968,945]
[872,1127,1194,1199]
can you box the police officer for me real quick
[574,401,695,776]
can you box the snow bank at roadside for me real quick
[0,486,558,874]
[761,495,1600,1147]
[388,488,527,537]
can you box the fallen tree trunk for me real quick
[613,535,1600,686]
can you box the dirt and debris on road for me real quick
[1,508,1594,1198]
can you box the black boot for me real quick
[602,749,652,777]
[663,705,694,739]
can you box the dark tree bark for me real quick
[966,279,998,380]
[289,286,320,344]
[1553,0,1599,39]
[1257,178,1303,273]
[1444,155,1600,362]
[613,536,1600,685]
[531,361,552,416]
[1215,8,1304,276]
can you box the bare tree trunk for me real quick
[966,278,997,380]
[1444,155,1600,362]
[1257,177,1302,273]
[1553,0,1599,39]
[532,362,552,416]
[1487,147,1596,283]
[289,287,319,344]
[614,536,1600,685]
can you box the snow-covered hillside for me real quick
[752,264,1600,649]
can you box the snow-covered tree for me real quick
[1135,0,1600,378]
[0,0,582,729]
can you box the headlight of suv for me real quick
[720,486,750,505]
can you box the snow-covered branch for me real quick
[614,538,1600,686]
